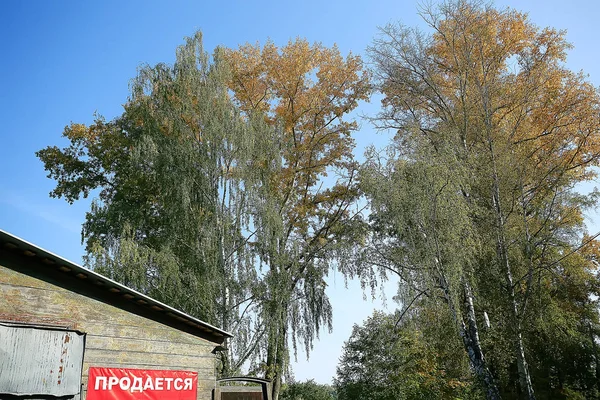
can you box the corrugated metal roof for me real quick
[0,324,85,396]
[0,229,233,341]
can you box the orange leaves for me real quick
[505,64,600,192]
[431,4,533,81]
[65,123,92,140]
[416,2,600,189]
[64,122,109,146]
[223,42,271,115]
[222,39,370,234]
[223,39,370,134]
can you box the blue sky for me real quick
[1,0,599,384]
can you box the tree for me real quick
[222,39,370,400]
[518,241,600,399]
[360,141,500,398]
[365,1,600,398]
[37,34,371,394]
[37,32,272,377]
[281,380,336,400]
[334,311,476,400]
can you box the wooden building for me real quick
[0,229,232,400]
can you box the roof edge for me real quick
[0,229,233,339]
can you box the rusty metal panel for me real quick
[0,324,85,396]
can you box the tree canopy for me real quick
[335,311,477,400]
[281,379,336,400]
[362,0,600,398]
[37,33,370,400]
[35,2,600,399]
[221,38,370,400]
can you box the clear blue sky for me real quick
[1,0,599,384]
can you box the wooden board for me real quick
[0,265,219,400]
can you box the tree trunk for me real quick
[487,133,536,400]
[512,309,534,399]
[264,298,287,400]
[441,273,501,400]
[271,329,285,400]
[267,318,286,400]
[265,322,277,382]
[460,280,502,400]
[589,322,600,395]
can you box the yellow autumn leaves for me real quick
[222,40,370,234]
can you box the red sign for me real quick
[87,367,198,400]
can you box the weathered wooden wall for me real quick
[0,264,217,400]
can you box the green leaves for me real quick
[365,1,600,398]
[36,4,600,397]
[37,33,369,395]
[38,32,270,377]
[281,380,336,400]
[335,311,475,400]
[36,117,128,204]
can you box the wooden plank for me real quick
[85,335,213,355]
[83,349,216,370]
[1,265,219,400]
[1,283,146,326]
[1,284,129,324]
[1,277,214,346]
[198,390,214,400]
[0,267,58,289]
[84,323,214,346]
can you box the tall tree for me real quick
[360,140,501,399]
[36,32,272,376]
[366,1,600,398]
[222,39,370,400]
[37,34,371,393]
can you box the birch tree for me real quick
[37,32,272,377]
[222,39,370,400]
[366,1,600,398]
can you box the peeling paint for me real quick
[0,324,84,396]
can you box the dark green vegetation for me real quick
[281,380,336,400]
[37,1,600,399]
[335,312,477,400]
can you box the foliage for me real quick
[222,39,370,400]
[334,311,477,400]
[37,33,370,395]
[364,0,600,398]
[281,380,336,400]
[35,3,600,399]
[37,32,271,376]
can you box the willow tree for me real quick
[36,32,272,376]
[366,1,600,399]
[222,39,370,400]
